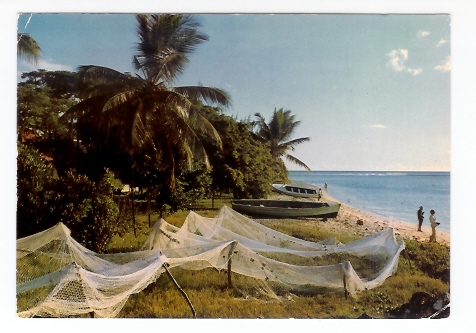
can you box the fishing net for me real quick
[143,206,405,297]
[16,222,236,318]
[17,206,404,318]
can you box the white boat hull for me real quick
[272,183,320,198]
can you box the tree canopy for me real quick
[64,14,231,190]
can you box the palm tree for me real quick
[254,108,311,171]
[66,14,230,180]
[64,14,231,236]
[17,33,41,65]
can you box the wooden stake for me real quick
[403,249,412,269]
[227,258,232,289]
[163,264,196,318]
[343,273,348,300]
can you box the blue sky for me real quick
[16,12,452,171]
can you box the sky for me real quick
[15,12,453,172]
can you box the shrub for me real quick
[17,143,122,253]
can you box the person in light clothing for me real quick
[429,209,440,242]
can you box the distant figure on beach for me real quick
[324,183,328,191]
[417,206,424,232]
[318,188,323,201]
[429,209,440,242]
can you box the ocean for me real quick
[288,171,451,233]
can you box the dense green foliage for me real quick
[17,144,122,253]
[200,106,287,198]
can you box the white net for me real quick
[17,205,404,318]
[143,206,405,297]
[16,222,236,318]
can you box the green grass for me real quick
[105,200,450,318]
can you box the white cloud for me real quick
[18,59,74,82]
[19,58,73,72]
[387,49,422,75]
[434,56,451,72]
[371,124,387,129]
[407,68,423,76]
[436,39,448,47]
[418,30,431,38]
[387,49,408,72]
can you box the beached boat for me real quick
[231,199,340,218]
[272,183,320,198]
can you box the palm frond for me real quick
[149,90,192,119]
[279,137,311,151]
[173,86,231,107]
[285,154,311,172]
[189,106,223,149]
[17,33,41,65]
[77,65,142,98]
[102,91,140,112]
[134,14,208,83]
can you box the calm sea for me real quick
[288,171,450,233]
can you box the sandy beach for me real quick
[269,190,450,246]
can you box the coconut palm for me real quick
[63,14,231,237]
[17,33,41,65]
[65,14,231,186]
[254,108,311,171]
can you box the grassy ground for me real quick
[109,200,450,319]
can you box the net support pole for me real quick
[227,258,232,289]
[342,262,349,300]
[163,264,196,318]
[343,273,348,300]
[403,249,412,269]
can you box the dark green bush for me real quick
[17,143,122,253]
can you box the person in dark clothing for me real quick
[417,206,424,232]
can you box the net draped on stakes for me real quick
[17,205,404,318]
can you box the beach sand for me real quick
[269,190,450,246]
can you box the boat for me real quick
[272,183,320,198]
[231,199,340,218]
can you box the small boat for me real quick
[231,199,340,218]
[272,183,320,198]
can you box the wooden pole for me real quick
[343,273,348,300]
[403,249,412,269]
[227,258,232,289]
[163,264,196,318]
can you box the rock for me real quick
[357,219,364,226]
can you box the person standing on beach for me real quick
[318,188,323,201]
[417,206,424,232]
[429,209,440,242]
